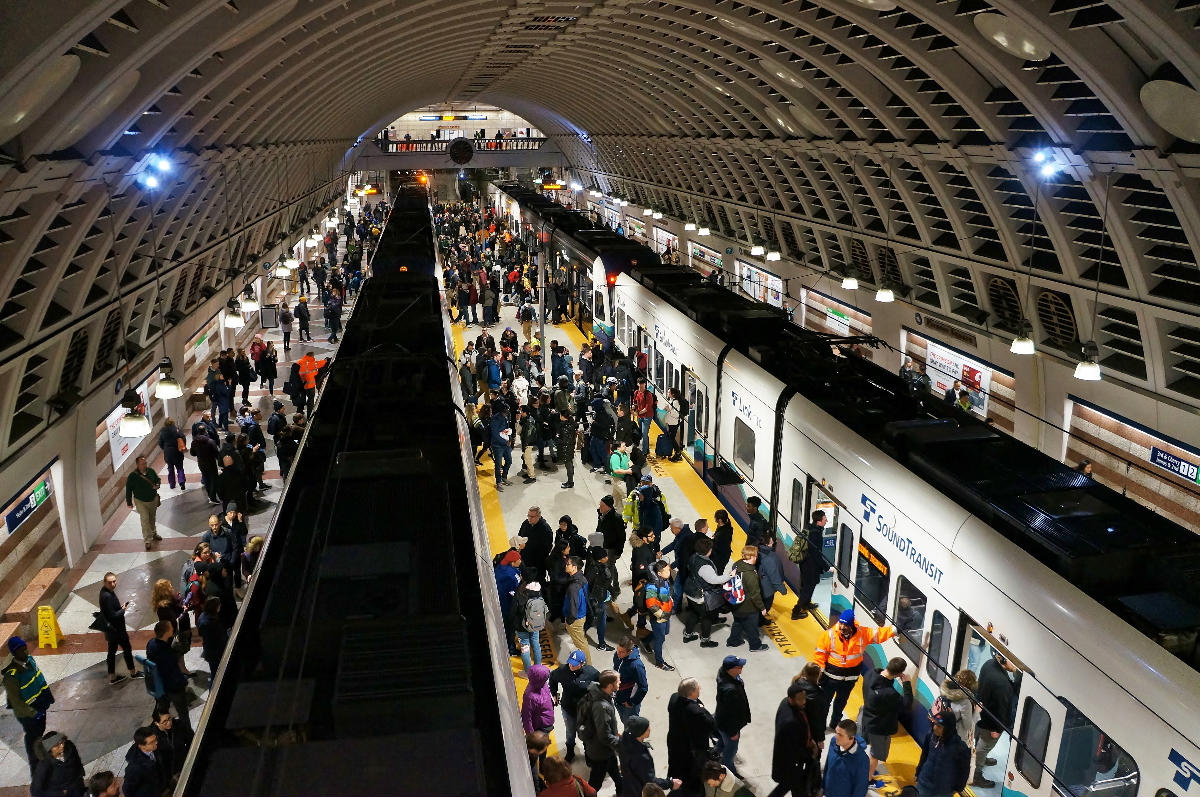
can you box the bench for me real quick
[3,567,66,642]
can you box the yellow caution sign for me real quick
[36,606,63,650]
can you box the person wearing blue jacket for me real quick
[485,351,502,399]
[613,637,648,727]
[824,718,870,797]
[913,711,971,797]
[494,550,522,656]
[563,557,591,665]
[489,402,513,490]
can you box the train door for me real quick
[805,478,857,620]
[685,370,708,449]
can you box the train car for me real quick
[177,194,530,796]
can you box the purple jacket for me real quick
[521,665,555,734]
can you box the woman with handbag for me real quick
[151,579,194,677]
[157,419,187,491]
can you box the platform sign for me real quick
[825,307,851,335]
[5,479,53,535]
[1149,446,1200,483]
[37,605,63,649]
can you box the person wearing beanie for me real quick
[3,636,55,778]
[30,730,85,797]
[494,547,523,657]
[617,716,679,797]
[913,711,972,797]
[812,609,896,731]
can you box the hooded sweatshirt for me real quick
[939,679,976,746]
[521,664,555,734]
[915,719,972,797]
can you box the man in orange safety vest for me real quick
[812,608,896,731]
[296,351,328,416]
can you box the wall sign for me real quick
[689,242,722,275]
[1149,446,1200,483]
[105,380,151,471]
[926,340,991,417]
[825,307,851,335]
[5,479,54,535]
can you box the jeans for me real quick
[17,714,45,777]
[586,754,623,793]
[727,612,763,648]
[616,701,641,728]
[282,330,291,350]
[515,629,541,671]
[166,461,185,488]
[719,729,741,773]
[562,708,578,751]
[492,445,512,485]
[106,628,135,674]
[820,674,858,729]
[589,436,608,471]
[638,417,651,453]
[648,616,668,663]
[585,601,608,649]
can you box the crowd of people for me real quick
[435,202,1007,797]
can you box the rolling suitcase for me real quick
[654,433,674,457]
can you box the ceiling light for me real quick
[570,182,582,191]
[697,227,711,236]
[973,12,1052,61]
[765,250,781,261]
[841,276,859,290]
[875,287,895,303]
[153,156,172,172]
[1074,340,1102,381]
[154,375,183,400]
[274,260,292,278]
[652,210,662,220]
[1010,335,1036,355]
[240,287,260,312]
[1039,163,1058,178]
[643,207,653,216]
[141,174,159,189]
[750,244,765,256]
[117,387,150,438]
[685,221,697,231]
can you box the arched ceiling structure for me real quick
[1,0,1200,463]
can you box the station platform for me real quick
[452,306,971,797]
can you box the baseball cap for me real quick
[567,650,587,667]
[722,655,747,670]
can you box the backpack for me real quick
[520,304,533,322]
[575,688,598,743]
[280,309,293,325]
[723,571,746,605]
[523,595,547,632]
[787,531,810,564]
[267,412,285,437]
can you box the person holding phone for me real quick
[99,572,144,684]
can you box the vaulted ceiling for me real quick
[1,0,1199,462]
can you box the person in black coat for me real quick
[768,682,814,797]
[666,679,718,793]
[915,711,972,797]
[98,574,140,684]
[122,727,164,797]
[190,429,221,504]
[710,510,735,573]
[861,659,913,784]
[157,420,187,491]
[30,732,85,797]
[972,652,1021,787]
[793,510,829,620]
[617,717,678,796]
[714,657,751,780]
[210,376,233,428]
[217,455,246,513]
[519,507,555,583]
[149,706,192,779]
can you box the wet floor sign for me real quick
[37,605,63,649]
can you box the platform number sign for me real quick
[1150,446,1200,484]
[5,479,53,535]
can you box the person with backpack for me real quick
[727,546,769,651]
[861,658,913,790]
[266,400,288,444]
[520,301,535,343]
[641,559,675,672]
[623,475,669,534]
[509,569,546,675]
[548,650,599,763]
[681,536,732,649]
[790,509,829,620]
[563,556,591,665]
[578,671,623,794]
[583,547,616,653]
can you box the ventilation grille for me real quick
[1035,289,1078,350]
[1096,306,1146,380]
[988,276,1023,333]
[1164,323,1200,398]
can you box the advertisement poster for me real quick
[689,242,722,276]
[106,380,151,471]
[925,340,991,417]
[653,226,678,256]
[736,261,785,307]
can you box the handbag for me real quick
[171,628,192,655]
[89,611,111,634]
[176,436,186,453]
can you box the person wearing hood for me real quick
[813,608,896,730]
[617,716,680,797]
[612,636,648,727]
[510,569,546,673]
[861,658,913,789]
[715,656,751,780]
[666,678,719,793]
[521,665,556,735]
[769,681,815,797]
[914,711,972,797]
[494,549,523,656]
[823,719,870,797]
[580,671,623,793]
[122,727,164,797]
[755,543,786,623]
[939,669,978,748]
[30,731,84,797]
[556,515,587,559]
[549,650,599,762]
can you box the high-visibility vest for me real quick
[298,356,324,389]
[813,624,896,677]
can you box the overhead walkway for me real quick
[353,138,564,170]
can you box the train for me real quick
[497,182,1200,797]
[177,181,530,795]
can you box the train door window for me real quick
[653,349,665,392]
[615,307,626,346]
[790,478,806,530]
[687,374,708,439]
[894,578,927,663]
[854,539,890,625]
[668,361,678,393]
[733,417,755,480]
[837,524,854,587]
[926,611,952,682]
[1055,702,1139,797]
[593,289,605,323]
[1015,698,1052,789]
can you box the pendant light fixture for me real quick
[652,210,663,220]
[765,249,781,262]
[750,244,765,257]
[154,356,183,400]
[684,221,697,231]
[841,272,859,291]
[697,226,711,236]
[240,285,260,312]
[224,297,245,328]
[117,387,151,437]
[1075,170,1112,382]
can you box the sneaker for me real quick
[144,542,152,551]
[726,639,745,648]
[595,643,614,652]
[700,639,719,648]
[109,674,128,684]
[502,478,512,485]
[985,758,998,767]
[870,779,886,790]
[495,484,504,492]
[560,482,574,489]
[791,606,808,620]
[152,533,163,541]
[749,644,769,652]
[971,777,997,789]
[682,633,699,644]
[523,477,537,484]
[655,662,675,672]
[131,671,145,679]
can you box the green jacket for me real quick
[125,467,160,505]
[733,559,765,616]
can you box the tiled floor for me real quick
[0,234,358,795]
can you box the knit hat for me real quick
[600,495,615,508]
[500,550,522,567]
[559,515,572,526]
[6,636,26,654]
[838,608,856,625]
[588,546,609,562]
[42,732,65,750]
[626,716,651,737]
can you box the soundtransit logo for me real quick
[1170,748,1200,792]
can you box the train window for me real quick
[653,350,665,391]
[854,538,890,625]
[1016,697,1052,789]
[615,307,626,345]
[837,524,853,587]
[1055,702,1139,797]
[733,417,755,480]
[894,578,927,664]
[926,611,952,682]
[593,290,605,322]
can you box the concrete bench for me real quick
[4,567,65,640]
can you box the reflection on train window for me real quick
[854,538,890,625]
[894,577,927,664]
[1056,702,1139,797]
[837,524,853,587]
[654,350,665,392]
[733,417,755,480]
[593,290,604,323]
[615,307,626,346]
[1016,697,1052,788]
[926,611,951,682]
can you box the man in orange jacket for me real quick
[812,608,896,731]
[297,351,328,416]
